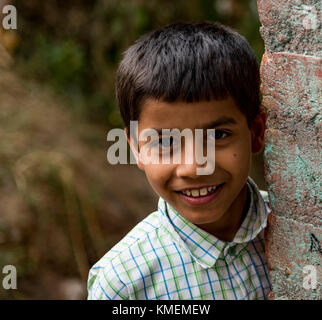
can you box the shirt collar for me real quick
[158,177,269,268]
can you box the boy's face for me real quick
[127,97,266,238]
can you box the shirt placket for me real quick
[221,242,248,299]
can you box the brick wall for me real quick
[257,0,321,299]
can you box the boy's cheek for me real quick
[144,165,169,188]
[216,145,250,167]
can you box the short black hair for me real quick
[116,21,260,129]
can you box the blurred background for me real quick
[0,0,265,299]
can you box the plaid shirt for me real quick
[87,177,271,300]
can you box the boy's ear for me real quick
[124,128,144,171]
[250,107,267,154]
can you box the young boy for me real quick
[87,22,271,300]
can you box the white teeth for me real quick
[181,185,219,197]
[191,189,199,197]
[200,188,208,196]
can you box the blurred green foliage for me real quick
[31,35,86,92]
[14,0,264,127]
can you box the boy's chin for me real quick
[169,201,225,224]
[183,209,225,225]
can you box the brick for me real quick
[269,269,321,299]
[257,0,322,56]
[265,213,322,299]
[258,0,321,300]
[260,52,321,226]
[264,129,321,226]
[260,52,322,134]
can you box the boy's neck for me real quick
[196,184,250,242]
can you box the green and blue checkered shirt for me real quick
[87,177,271,300]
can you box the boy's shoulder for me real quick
[87,207,180,299]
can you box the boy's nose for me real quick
[175,162,200,179]
[175,145,207,179]
[174,138,198,178]
[174,135,215,178]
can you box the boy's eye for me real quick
[207,129,230,141]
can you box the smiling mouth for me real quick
[176,183,225,198]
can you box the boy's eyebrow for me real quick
[199,116,238,129]
[152,116,238,134]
